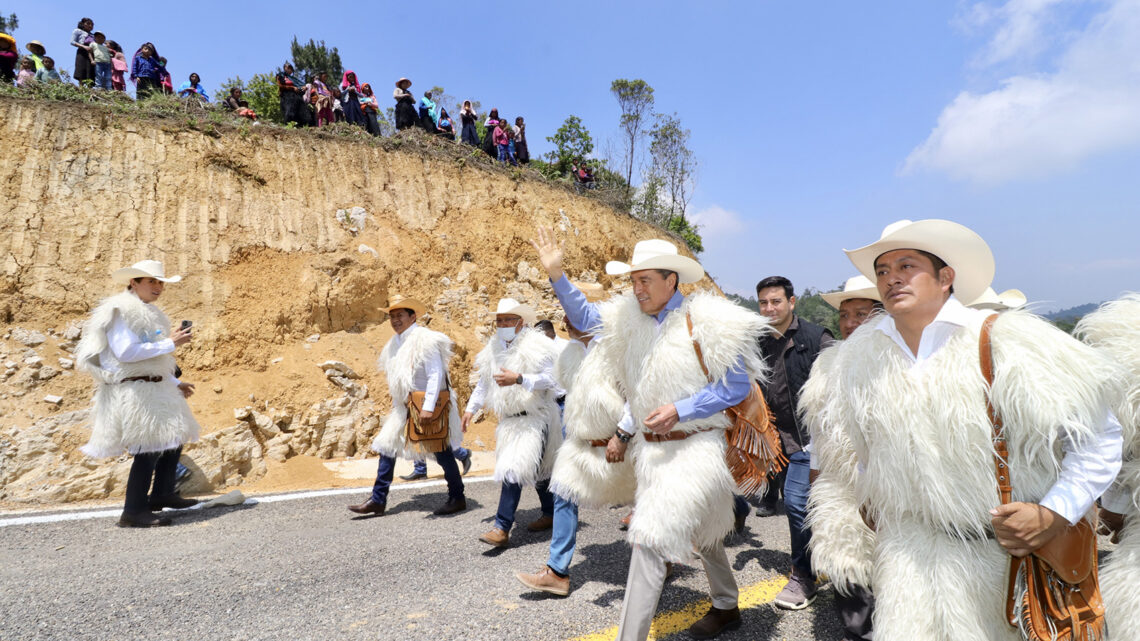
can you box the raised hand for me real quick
[529,225,565,281]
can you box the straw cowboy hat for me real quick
[493,298,537,326]
[821,275,881,310]
[844,219,994,305]
[605,239,704,284]
[968,287,1027,311]
[26,40,45,55]
[379,294,428,317]
[111,260,182,285]
[395,77,411,90]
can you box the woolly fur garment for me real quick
[473,328,561,486]
[1075,293,1140,634]
[597,292,770,561]
[549,339,636,507]
[370,325,463,459]
[804,309,1122,641]
[75,291,200,457]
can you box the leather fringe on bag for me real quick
[405,390,450,453]
[980,314,1107,641]
[688,313,788,496]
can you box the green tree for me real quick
[610,78,655,193]
[289,37,343,83]
[665,215,703,253]
[0,11,17,34]
[217,74,283,123]
[729,289,839,336]
[544,115,594,175]
[648,113,696,220]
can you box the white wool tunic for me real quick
[803,299,1124,641]
[1076,293,1140,636]
[597,292,769,562]
[467,328,561,486]
[75,291,200,457]
[370,323,463,459]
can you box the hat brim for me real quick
[396,78,411,89]
[605,255,705,284]
[111,267,182,285]
[380,300,428,317]
[844,219,994,305]
[821,287,881,310]
[27,43,45,55]
[493,305,537,326]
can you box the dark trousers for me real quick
[370,448,465,505]
[494,479,554,531]
[835,584,875,641]
[124,446,182,514]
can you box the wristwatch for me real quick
[614,429,633,444]
[515,374,523,385]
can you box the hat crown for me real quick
[132,260,166,277]
[495,298,522,314]
[630,239,680,264]
[880,219,913,239]
[843,275,876,292]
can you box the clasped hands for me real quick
[605,404,680,463]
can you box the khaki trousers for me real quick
[615,542,738,641]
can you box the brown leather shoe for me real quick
[117,511,173,528]
[688,605,741,639]
[515,566,570,596]
[526,515,554,532]
[619,510,633,531]
[479,527,510,547]
[432,498,467,516]
[347,498,386,516]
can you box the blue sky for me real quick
[13,0,1139,310]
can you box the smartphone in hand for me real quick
[180,320,193,330]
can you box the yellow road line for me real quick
[567,576,788,641]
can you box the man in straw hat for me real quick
[349,295,467,517]
[531,228,770,640]
[465,298,562,548]
[74,260,200,528]
[799,219,1123,640]
[967,287,1028,311]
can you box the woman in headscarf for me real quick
[393,78,416,131]
[130,43,166,100]
[0,33,17,84]
[359,83,382,136]
[276,62,309,127]
[340,70,367,127]
[459,100,480,146]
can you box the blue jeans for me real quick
[494,479,554,531]
[497,143,510,163]
[413,446,470,475]
[546,493,579,575]
[94,62,112,90]
[784,450,814,578]
[371,448,464,505]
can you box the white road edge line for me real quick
[0,475,497,528]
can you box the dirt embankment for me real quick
[0,97,717,506]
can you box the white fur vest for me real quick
[473,328,561,486]
[75,291,200,457]
[1076,293,1140,634]
[805,310,1122,641]
[550,338,636,507]
[370,325,463,459]
[597,292,770,561]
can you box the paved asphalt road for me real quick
[0,476,845,641]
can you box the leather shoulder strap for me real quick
[686,312,713,383]
[979,313,1011,505]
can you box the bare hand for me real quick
[991,502,1067,557]
[643,404,679,435]
[419,409,434,421]
[461,411,473,433]
[1099,508,1125,544]
[529,226,565,281]
[172,326,192,347]
[178,382,195,398]
[493,368,521,387]
[606,435,627,463]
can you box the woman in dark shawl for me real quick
[276,62,309,127]
[339,70,366,127]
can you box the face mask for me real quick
[496,326,518,343]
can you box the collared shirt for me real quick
[464,332,557,414]
[390,323,447,412]
[98,312,180,388]
[873,296,1122,525]
[551,275,750,431]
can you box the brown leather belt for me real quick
[588,439,609,447]
[120,376,164,384]
[643,427,713,443]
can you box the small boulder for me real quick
[12,328,47,347]
[320,361,360,379]
[43,395,63,405]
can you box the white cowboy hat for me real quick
[111,260,182,285]
[379,293,428,317]
[605,239,704,284]
[493,298,537,325]
[844,219,994,305]
[821,275,881,310]
[968,287,1027,311]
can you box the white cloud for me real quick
[904,0,1140,183]
[689,205,746,238]
[964,0,1067,65]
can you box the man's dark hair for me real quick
[916,250,955,295]
[755,276,794,299]
[535,320,555,334]
[653,269,679,292]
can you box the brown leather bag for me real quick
[980,314,1107,641]
[687,313,788,496]
[405,390,450,453]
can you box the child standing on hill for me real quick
[16,57,35,86]
[89,32,112,90]
[108,41,127,91]
[493,119,514,165]
[35,56,63,83]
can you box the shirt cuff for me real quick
[673,398,696,423]
[1039,483,1095,526]
[519,375,536,392]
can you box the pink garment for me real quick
[16,68,34,87]
[111,53,127,91]
[492,125,510,146]
[340,70,360,92]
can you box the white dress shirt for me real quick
[465,334,556,414]
[874,296,1122,525]
[393,323,447,412]
[98,312,180,387]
